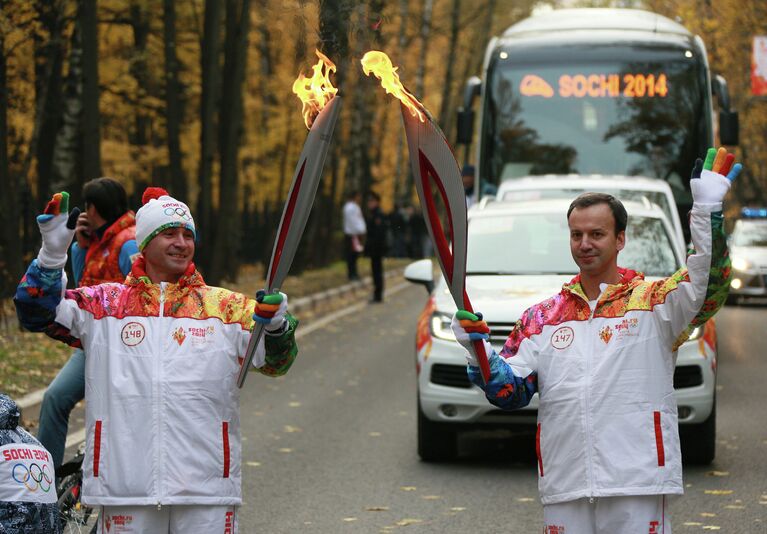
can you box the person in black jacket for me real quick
[364,192,388,303]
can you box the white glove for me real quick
[690,148,741,207]
[451,310,491,367]
[36,192,80,269]
[254,290,289,333]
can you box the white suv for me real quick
[406,198,718,464]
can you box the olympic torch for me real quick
[238,51,342,388]
[361,51,491,383]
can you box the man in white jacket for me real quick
[15,187,298,533]
[342,190,366,281]
[452,148,740,533]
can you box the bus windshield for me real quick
[481,45,709,206]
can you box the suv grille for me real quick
[673,365,703,388]
[430,363,704,390]
[431,364,472,388]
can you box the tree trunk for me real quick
[129,1,152,182]
[0,31,22,299]
[402,0,432,201]
[80,0,101,183]
[312,0,352,266]
[437,0,461,139]
[163,0,187,200]
[51,23,83,195]
[209,0,252,285]
[393,0,409,205]
[196,0,223,274]
[34,0,66,205]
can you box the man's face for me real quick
[568,203,625,276]
[142,227,195,279]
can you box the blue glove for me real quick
[36,192,81,269]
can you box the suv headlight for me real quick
[687,325,703,341]
[430,311,456,341]
[731,255,751,271]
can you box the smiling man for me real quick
[15,187,298,533]
[451,148,740,533]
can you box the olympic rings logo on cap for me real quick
[11,462,53,493]
[163,207,193,221]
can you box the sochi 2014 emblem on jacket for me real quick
[172,326,186,346]
[599,325,613,344]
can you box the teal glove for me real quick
[36,192,81,269]
[690,147,741,206]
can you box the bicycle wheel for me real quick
[57,471,96,534]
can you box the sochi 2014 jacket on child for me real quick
[15,257,298,507]
[468,205,730,505]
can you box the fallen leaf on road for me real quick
[702,526,721,530]
[449,507,466,512]
[400,486,417,492]
[724,505,745,509]
[421,495,441,500]
[246,461,261,467]
[704,490,733,495]
[342,517,358,522]
[283,425,302,433]
[706,471,729,477]
[366,506,389,512]
[516,497,535,502]
[369,432,382,437]
[288,401,301,407]
[684,522,703,526]
[278,448,293,453]
[700,513,716,517]
[396,519,423,526]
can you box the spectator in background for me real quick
[37,177,138,469]
[364,191,388,303]
[342,190,366,281]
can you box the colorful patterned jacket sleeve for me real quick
[260,313,299,377]
[649,206,731,350]
[467,313,539,410]
[14,260,83,348]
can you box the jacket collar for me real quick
[563,266,644,302]
[125,256,205,288]
[90,211,135,247]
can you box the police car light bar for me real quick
[741,207,767,218]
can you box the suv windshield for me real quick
[731,220,767,247]
[481,44,709,207]
[467,212,678,277]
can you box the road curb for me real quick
[16,267,407,411]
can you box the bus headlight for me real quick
[430,312,456,341]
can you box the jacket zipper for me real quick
[155,282,166,507]
[585,292,598,499]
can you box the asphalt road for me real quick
[55,290,767,532]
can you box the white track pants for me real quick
[543,495,671,534]
[95,505,238,534]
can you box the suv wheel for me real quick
[417,401,458,461]
[680,401,716,465]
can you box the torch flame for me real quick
[292,50,338,129]
[360,51,426,122]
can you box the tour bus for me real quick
[456,8,739,239]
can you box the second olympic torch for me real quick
[361,51,491,383]
[237,51,341,388]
